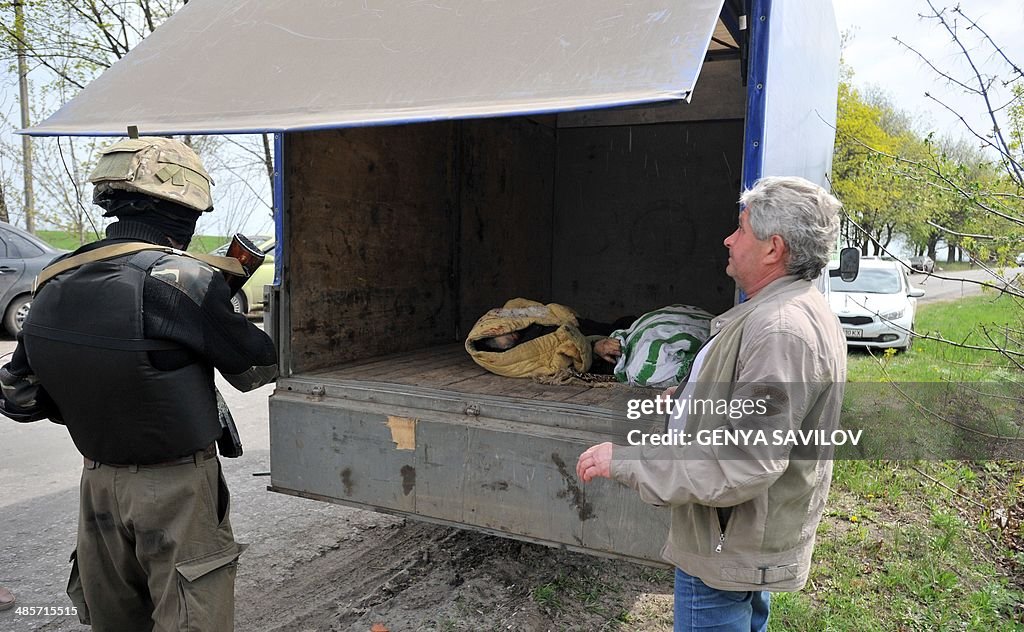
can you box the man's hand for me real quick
[593,338,622,364]
[576,442,613,483]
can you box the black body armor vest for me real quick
[22,250,220,464]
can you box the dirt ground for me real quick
[4,445,673,632]
[229,464,675,632]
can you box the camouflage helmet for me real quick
[88,137,214,213]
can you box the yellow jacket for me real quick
[465,298,592,378]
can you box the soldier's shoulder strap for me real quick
[34,242,245,294]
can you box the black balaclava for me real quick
[95,188,205,249]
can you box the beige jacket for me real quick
[611,276,847,592]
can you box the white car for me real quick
[1016,252,1024,266]
[828,259,925,351]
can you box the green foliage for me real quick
[770,461,1024,631]
[0,1,187,95]
[188,234,230,254]
[35,229,88,251]
[833,79,954,258]
[833,70,1024,263]
[35,231,229,254]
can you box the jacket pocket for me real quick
[175,544,247,632]
[65,549,91,625]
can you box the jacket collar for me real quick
[105,220,171,246]
[709,275,810,336]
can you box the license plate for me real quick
[843,328,862,338]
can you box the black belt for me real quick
[83,444,218,470]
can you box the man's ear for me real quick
[764,234,788,265]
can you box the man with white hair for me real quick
[577,176,847,631]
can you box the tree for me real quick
[832,79,896,254]
[12,0,34,232]
[0,174,8,223]
[832,77,942,256]
[891,2,1024,238]
[833,1,1024,379]
[0,0,274,242]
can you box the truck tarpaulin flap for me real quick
[25,0,726,136]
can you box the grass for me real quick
[773,295,1024,629]
[770,460,1024,631]
[840,293,1024,460]
[35,230,228,254]
[935,261,975,273]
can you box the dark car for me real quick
[0,221,64,335]
[907,255,934,274]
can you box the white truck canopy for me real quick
[26,0,728,136]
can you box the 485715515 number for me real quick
[14,605,78,617]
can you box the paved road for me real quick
[910,265,1023,304]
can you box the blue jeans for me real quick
[674,568,770,632]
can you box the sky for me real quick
[833,0,1024,144]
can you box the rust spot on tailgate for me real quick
[341,467,354,496]
[400,465,416,495]
[551,452,594,521]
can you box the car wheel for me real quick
[3,294,32,336]
[230,292,248,315]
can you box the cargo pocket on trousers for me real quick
[66,549,91,625]
[175,543,247,632]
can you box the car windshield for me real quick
[830,268,903,294]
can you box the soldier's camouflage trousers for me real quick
[66,451,245,632]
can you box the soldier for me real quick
[0,137,278,631]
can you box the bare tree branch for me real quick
[951,6,1024,81]
[922,91,1009,161]
[0,24,88,89]
[925,220,993,240]
[924,0,1024,184]
[838,206,1024,300]
[138,0,157,35]
[892,34,981,97]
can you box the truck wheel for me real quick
[3,294,32,336]
[230,292,248,315]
